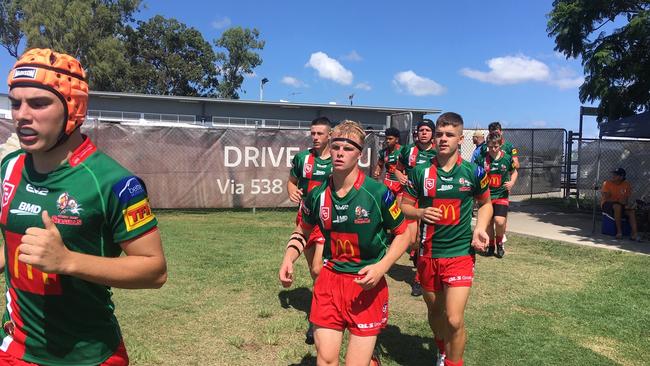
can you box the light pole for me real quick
[349,93,354,106]
[260,77,269,101]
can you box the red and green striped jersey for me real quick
[478,140,518,161]
[0,137,158,366]
[290,149,332,194]
[398,143,437,175]
[405,155,489,258]
[378,145,402,181]
[476,151,515,199]
[300,171,407,274]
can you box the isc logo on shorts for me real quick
[123,198,155,232]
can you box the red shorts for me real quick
[295,210,325,248]
[383,179,403,196]
[310,267,388,336]
[0,339,129,366]
[417,255,476,292]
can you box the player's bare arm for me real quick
[18,210,167,289]
[354,228,410,290]
[472,194,493,252]
[504,169,518,191]
[372,159,384,179]
[394,168,408,185]
[278,224,313,288]
[0,243,4,271]
[401,195,442,224]
[287,175,303,203]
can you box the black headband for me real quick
[332,137,363,151]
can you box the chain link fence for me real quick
[461,128,567,198]
[575,138,650,208]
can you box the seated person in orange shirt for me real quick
[601,168,640,240]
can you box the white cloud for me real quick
[211,16,231,29]
[341,50,363,62]
[355,82,372,91]
[306,52,353,85]
[461,55,550,85]
[461,54,584,89]
[281,76,307,88]
[392,71,446,96]
[244,71,257,78]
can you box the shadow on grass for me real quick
[288,353,316,366]
[378,324,434,365]
[278,287,312,314]
[386,262,417,286]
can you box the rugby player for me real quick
[476,132,518,258]
[0,48,167,366]
[372,127,404,202]
[279,120,410,366]
[287,116,332,344]
[401,112,492,366]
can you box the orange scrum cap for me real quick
[7,48,88,136]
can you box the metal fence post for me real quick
[530,129,535,199]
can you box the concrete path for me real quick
[505,202,649,255]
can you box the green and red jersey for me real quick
[398,143,437,176]
[378,145,402,182]
[290,149,332,194]
[405,155,489,258]
[477,140,518,163]
[0,137,157,366]
[300,171,407,274]
[476,151,515,200]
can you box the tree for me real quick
[548,1,650,121]
[0,0,23,58]
[1,0,141,91]
[123,15,218,96]
[214,27,265,99]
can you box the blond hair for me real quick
[331,120,366,146]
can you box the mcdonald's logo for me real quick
[433,198,461,225]
[490,175,502,188]
[389,201,401,220]
[480,174,489,189]
[330,232,361,263]
[5,231,61,295]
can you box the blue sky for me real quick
[0,0,602,136]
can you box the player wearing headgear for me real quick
[279,120,410,366]
[0,48,167,366]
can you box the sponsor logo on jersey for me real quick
[480,174,489,189]
[424,178,436,191]
[2,182,15,208]
[389,200,401,220]
[57,192,82,215]
[316,164,328,168]
[113,176,146,204]
[26,184,48,196]
[511,148,518,155]
[304,163,313,173]
[123,198,155,232]
[417,159,426,164]
[438,184,453,192]
[10,202,42,215]
[335,204,349,210]
[330,231,360,263]
[440,176,453,182]
[320,206,331,221]
[333,215,348,223]
[13,67,37,80]
[313,170,326,176]
[434,198,461,225]
[354,205,370,224]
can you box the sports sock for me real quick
[444,358,463,366]
[496,235,504,245]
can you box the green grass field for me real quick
[109,211,648,365]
